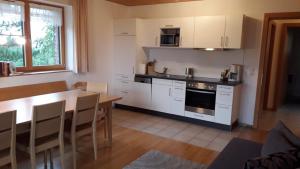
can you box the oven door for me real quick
[185,88,216,116]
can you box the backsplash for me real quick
[147,48,245,78]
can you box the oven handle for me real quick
[186,89,215,95]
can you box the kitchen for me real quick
[113,16,244,130]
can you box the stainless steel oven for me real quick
[185,82,217,116]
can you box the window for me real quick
[0,1,65,72]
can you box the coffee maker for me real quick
[229,64,243,82]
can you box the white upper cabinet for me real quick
[179,17,194,48]
[224,15,245,49]
[114,19,137,36]
[194,16,226,49]
[113,36,136,80]
[140,19,160,47]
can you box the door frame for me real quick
[253,12,300,128]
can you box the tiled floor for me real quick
[112,108,241,152]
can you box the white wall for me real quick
[75,0,130,93]
[125,0,300,125]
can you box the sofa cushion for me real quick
[275,121,300,147]
[244,149,300,169]
[207,138,262,169]
[261,129,295,156]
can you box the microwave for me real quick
[160,28,180,47]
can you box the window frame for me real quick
[11,0,66,72]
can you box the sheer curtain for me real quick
[0,0,24,24]
[30,4,62,27]
[72,0,89,73]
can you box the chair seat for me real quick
[16,132,60,153]
[0,149,10,166]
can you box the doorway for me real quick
[255,12,300,134]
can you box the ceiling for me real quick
[107,0,198,6]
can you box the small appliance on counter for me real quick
[229,64,243,82]
[185,67,194,78]
[146,60,156,75]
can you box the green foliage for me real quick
[0,21,24,67]
[0,20,60,67]
[32,25,59,66]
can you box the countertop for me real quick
[135,73,242,86]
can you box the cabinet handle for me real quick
[221,36,224,48]
[225,36,229,47]
[165,25,174,27]
[121,32,128,35]
[132,67,135,74]
[122,81,129,84]
[174,87,183,90]
[169,88,171,96]
[174,98,183,102]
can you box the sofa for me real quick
[208,121,300,169]
[208,138,263,169]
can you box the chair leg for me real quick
[49,149,54,169]
[93,123,97,160]
[104,116,108,138]
[71,134,77,169]
[44,151,47,169]
[60,139,65,169]
[11,150,17,169]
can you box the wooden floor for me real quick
[13,114,268,169]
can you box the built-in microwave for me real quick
[160,28,180,47]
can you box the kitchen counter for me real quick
[135,73,242,86]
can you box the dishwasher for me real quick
[132,76,152,110]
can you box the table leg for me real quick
[107,102,113,147]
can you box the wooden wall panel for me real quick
[107,0,198,6]
[0,81,68,101]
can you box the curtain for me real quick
[72,0,89,73]
[30,4,62,27]
[0,0,24,24]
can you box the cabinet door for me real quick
[215,104,232,125]
[194,16,226,49]
[113,36,136,80]
[152,83,172,113]
[216,85,234,105]
[180,17,194,48]
[224,15,244,49]
[131,82,152,109]
[170,98,185,116]
[114,19,136,36]
[140,19,160,47]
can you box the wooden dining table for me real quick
[0,89,122,146]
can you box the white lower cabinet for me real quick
[131,82,152,109]
[170,98,185,116]
[152,82,172,113]
[215,104,232,125]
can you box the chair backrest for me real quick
[86,82,108,95]
[0,110,16,152]
[31,101,66,144]
[73,94,99,127]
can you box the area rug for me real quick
[123,150,207,169]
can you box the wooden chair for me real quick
[86,82,109,138]
[66,93,100,169]
[17,101,66,169]
[0,110,17,169]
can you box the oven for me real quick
[185,82,217,116]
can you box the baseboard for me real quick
[115,104,237,131]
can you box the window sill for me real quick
[6,70,73,77]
